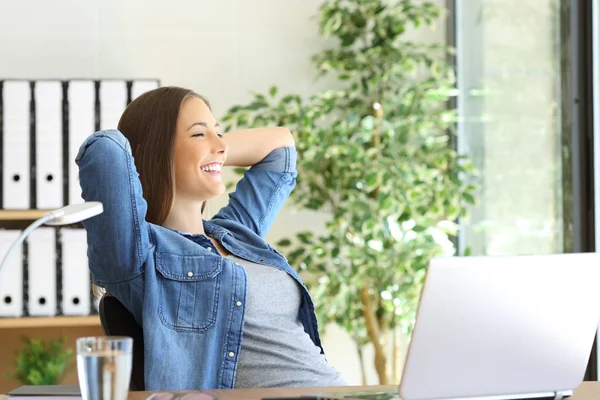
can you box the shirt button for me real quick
[235,301,242,307]
[187,271,193,277]
[206,247,213,251]
[259,258,265,262]
[228,352,235,358]
[234,262,241,266]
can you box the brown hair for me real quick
[117,86,210,225]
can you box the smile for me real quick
[200,163,222,174]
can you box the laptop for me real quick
[318,253,600,400]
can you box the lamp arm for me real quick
[0,213,56,277]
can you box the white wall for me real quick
[0,0,330,115]
[0,0,446,386]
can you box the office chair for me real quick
[98,294,145,391]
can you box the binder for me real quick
[2,80,31,209]
[68,81,95,205]
[27,227,56,316]
[35,81,63,209]
[99,80,127,131]
[61,228,90,316]
[0,230,23,317]
[131,80,159,100]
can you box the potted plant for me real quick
[222,0,476,384]
[8,336,74,385]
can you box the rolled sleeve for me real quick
[212,146,297,237]
[253,146,298,175]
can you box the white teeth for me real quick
[201,164,221,173]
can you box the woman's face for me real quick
[173,96,228,202]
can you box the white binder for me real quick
[27,227,56,316]
[100,80,127,131]
[68,81,95,205]
[35,81,63,209]
[131,80,159,100]
[61,228,90,316]
[0,230,24,317]
[2,81,31,209]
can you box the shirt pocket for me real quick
[155,252,223,333]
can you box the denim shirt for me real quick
[75,130,322,391]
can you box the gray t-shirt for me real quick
[229,254,347,388]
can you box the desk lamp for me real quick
[0,201,103,278]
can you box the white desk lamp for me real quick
[0,201,103,277]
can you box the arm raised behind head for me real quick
[76,129,152,284]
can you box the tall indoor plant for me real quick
[222,0,476,384]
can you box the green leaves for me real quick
[379,196,395,212]
[220,0,478,355]
[462,192,476,205]
[277,238,292,247]
[9,336,73,385]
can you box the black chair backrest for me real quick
[98,295,145,391]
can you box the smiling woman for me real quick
[76,86,344,390]
[166,96,229,228]
[117,89,295,233]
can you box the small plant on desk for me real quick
[8,336,73,385]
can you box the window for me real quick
[455,0,571,256]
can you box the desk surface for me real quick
[2,382,600,400]
[130,384,396,400]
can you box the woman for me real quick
[76,86,346,390]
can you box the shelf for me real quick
[0,210,51,221]
[0,315,101,329]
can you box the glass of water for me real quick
[76,336,133,400]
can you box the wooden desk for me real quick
[2,382,600,400]
[130,381,600,400]
[130,384,397,400]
